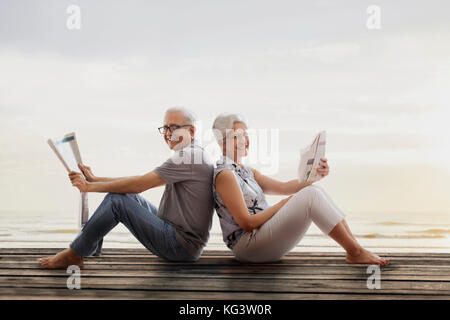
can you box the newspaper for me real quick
[298,131,326,184]
[47,132,89,228]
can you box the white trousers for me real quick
[232,184,346,263]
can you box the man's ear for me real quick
[189,125,196,140]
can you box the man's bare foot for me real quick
[346,247,390,266]
[37,248,84,269]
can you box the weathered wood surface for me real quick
[0,248,449,300]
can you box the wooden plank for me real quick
[0,250,446,258]
[1,286,449,300]
[1,275,449,296]
[0,252,447,262]
[1,259,449,273]
[2,252,449,261]
[2,263,449,274]
[0,268,449,281]
[1,266,449,283]
[0,254,450,267]
[51,260,450,269]
[1,248,448,258]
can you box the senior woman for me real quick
[212,113,390,265]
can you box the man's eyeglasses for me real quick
[158,124,192,134]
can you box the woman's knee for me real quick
[295,185,320,199]
[309,184,324,191]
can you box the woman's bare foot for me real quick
[346,247,390,266]
[37,248,84,269]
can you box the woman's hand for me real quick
[317,158,330,178]
[69,171,90,192]
[78,163,97,182]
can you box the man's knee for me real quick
[105,192,123,199]
[107,193,128,200]
[124,193,140,202]
[108,193,129,216]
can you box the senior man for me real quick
[38,107,214,268]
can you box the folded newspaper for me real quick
[298,131,326,184]
[47,132,89,228]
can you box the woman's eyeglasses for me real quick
[158,124,192,134]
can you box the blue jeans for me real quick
[69,193,197,262]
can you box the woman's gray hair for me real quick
[165,107,197,125]
[212,113,248,142]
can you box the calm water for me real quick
[1,210,450,253]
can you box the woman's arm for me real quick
[250,158,329,195]
[250,167,312,195]
[69,170,165,194]
[215,170,292,232]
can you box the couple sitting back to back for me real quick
[38,107,389,269]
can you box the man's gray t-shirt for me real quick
[154,143,214,258]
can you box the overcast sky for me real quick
[0,0,449,224]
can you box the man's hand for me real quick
[78,163,97,182]
[317,158,330,177]
[69,171,90,192]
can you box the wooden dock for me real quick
[0,248,449,300]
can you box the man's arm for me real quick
[93,176,130,182]
[78,163,134,183]
[70,170,165,194]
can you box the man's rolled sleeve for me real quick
[154,157,193,184]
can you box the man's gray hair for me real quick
[165,107,197,125]
[212,113,248,142]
